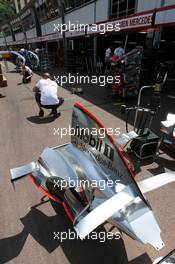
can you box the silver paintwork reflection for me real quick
[10,162,37,181]
[10,104,175,251]
[38,144,164,250]
[9,141,165,251]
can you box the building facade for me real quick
[0,0,175,71]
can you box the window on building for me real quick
[13,24,23,34]
[4,28,11,37]
[110,0,136,18]
[35,0,47,23]
[35,0,60,22]
[45,0,60,19]
[17,0,21,11]
[35,0,92,23]
[62,0,92,12]
[11,18,22,35]
[21,11,35,31]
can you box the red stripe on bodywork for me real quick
[74,102,135,177]
[28,175,75,222]
[29,175,58,202]
[62,202,74,222]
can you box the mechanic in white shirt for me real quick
[114,46,124,59]
[33,73,63,118]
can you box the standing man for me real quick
[105,45,112,72]
[20,48,32,68]
[21,64,33,83]
[33,73,63,118]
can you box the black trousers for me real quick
[35,93,64,114]
[22,77,31,83]
[22,72,31,83]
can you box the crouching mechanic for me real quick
[22,64,33,83]
[33,73,64,118]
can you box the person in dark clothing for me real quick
[22,65,33,83]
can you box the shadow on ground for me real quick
[27,115,58,124]
[0,198,152,264]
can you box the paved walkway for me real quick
[0,61,175,264]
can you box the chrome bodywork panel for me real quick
[10,103,175,251]
[10,162,37,181]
